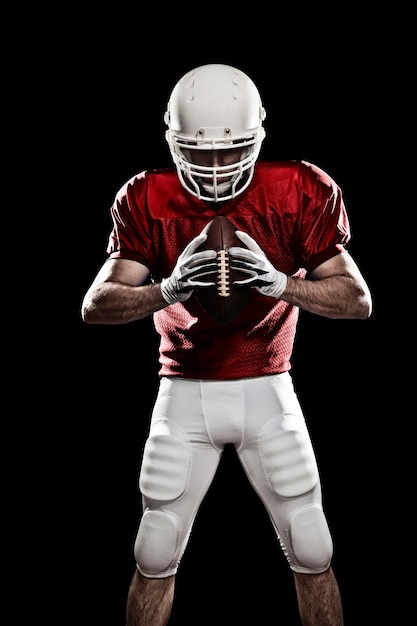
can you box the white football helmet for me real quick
[164,64,266,202]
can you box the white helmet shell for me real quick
[164,64,266,202]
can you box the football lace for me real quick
[216,249,231,298]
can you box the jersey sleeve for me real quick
[294,161,351,273]
[106,171,155,269]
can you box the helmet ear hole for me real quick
[164,64,266,202]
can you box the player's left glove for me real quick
[229,231,287,299]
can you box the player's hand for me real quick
[160,233,218,305]
[229,231,287,299]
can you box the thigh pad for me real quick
[261,427,318,497]
[139,433,191,502]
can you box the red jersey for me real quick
[107,160,350,380]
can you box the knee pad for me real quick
[134,509,181,577]
[139,433,191,502]
[288,504,333,573]
[262,428,319,497]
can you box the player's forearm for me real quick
[282,274,372,319]
[81,281,167,325]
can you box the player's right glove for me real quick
[160,233,218,305]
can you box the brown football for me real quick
[194,216,251,325]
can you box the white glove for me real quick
[228,231,287,299]
[161,233,218,305]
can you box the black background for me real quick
[30,9,407,625]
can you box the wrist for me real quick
[160,278,177,305]
[275,271,287,298]
[265,271,287,299]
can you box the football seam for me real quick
[216,249,231,298]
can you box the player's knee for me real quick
[139,433,190,501]
[134,509,181,577]
[289,505,333,572]
[262,428,319,497]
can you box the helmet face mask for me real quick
[168,141,261,202]
[164,64,266,202]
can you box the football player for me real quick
[81,63,372,626]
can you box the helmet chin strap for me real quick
[195,169,251,202]
[177,159,254,202]
[201,181,231,196]
[199,169,243,201]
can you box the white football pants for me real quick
[134,373,333,577]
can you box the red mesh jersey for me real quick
[107,160,350,380]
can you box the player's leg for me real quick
[126,570,175,626]
[236,372,344,625]
[127,377,222,626]
[293,567,343,626]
